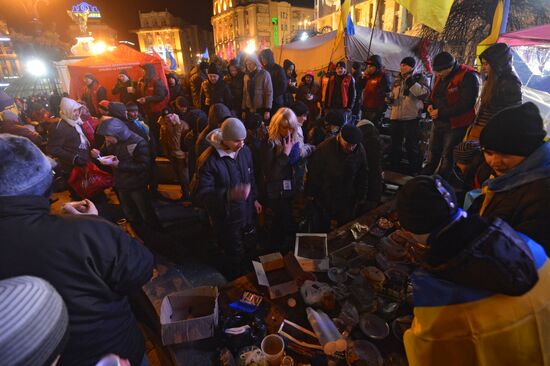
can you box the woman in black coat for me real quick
[466,43,522,140]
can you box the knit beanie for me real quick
[433,52,455,71]
[207,63,220,75]
[480,102,546,157]
[199,61,209,71]
[290,101,308,117]
[397,175,458,234]
[340,124,363,144]
[0,134,54,196]
[400,57,416,68]
[366,55,382,70]
[0,276,69,366]
[453,140,481,164]
[221,118,247,141]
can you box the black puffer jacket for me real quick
[474,43,523,133]
[259,49,288,106]
[0,195,154,366]
[108,102,149,142]
[111,74,138,105]
[200,79,232,111]
[96,118,150,191]
[167,73,185,103]
[195,103,232,159]
[424,214,538,296]
[195,129,256,224]
[306,136,368,211]
[224,61,244,113]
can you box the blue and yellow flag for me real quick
[332,0,351,52]
[477,0,510,62]
[396,0,454,33]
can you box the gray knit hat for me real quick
[221,118,247,141]
[0,134,54,196]
[0,276,69,366]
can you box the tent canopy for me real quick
[67,45,168,101]
[498,24,550,47]
[274,25,442,76]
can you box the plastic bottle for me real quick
[306,307,347,355]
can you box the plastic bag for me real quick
[68,162,113,198]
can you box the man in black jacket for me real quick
[259,48,288,116]
[112,70,138,105]
[93,118,159,229]
[0,134,154,366]
[306,124,368,232]
[324,61,356,126]
[194,118,261,278]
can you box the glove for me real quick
[73,155,87,167]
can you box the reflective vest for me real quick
[362,71,387,111]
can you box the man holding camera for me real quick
[386,57,430,175]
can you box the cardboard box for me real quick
[160,286,219,345]
[253,252,306,299]
[294,233,329,272]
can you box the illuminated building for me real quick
[315,0,419,34]
[0,20,22,88]
[134,11,214,73]
[211,0,314,60]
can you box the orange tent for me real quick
[67,45,170,103]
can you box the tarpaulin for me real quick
[67,45,169,102]
[274,25,442,76]
[498,24,550,47]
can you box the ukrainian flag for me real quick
[405,234,550,366]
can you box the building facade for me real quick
[211,0,314,60]
[0,20,22,87]
[315,0,418,35]
[134,11,214,73]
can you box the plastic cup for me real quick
[261,334,285,366]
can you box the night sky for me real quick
[2,0,313,43]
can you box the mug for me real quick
[261,334,285,366]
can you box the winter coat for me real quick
[260,139,299,200]
[0,195,154,366]
[190,66,207,108]
[81,78,107,117]
[108,102,149,142]
[259,49,288,106]
[356,119,382,205]
[242,69,273,112]
[389,72,430,121]
[306,135,368,212]
[96,118,151,191]
[430,63,480,128]
[469,142,550,252]
[194,129,256,225]
[167,75,185,103]
[325,73,356,110]
[195,103,232,159]
[111,77,138,105]
[468,46,523,140]
[405,214,550,366]
[361,70,390,112]
[0,121,44,147]
[182,109,208,176]
[158,113,189,158]
[137,64,169,115]
[296,76,322,118]
[47,119,91,174]
[283,59,297,107]
[200,79,233,111]
[224,70,244,114]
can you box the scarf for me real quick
[61,114,89,149]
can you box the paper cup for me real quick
[261,334,285,366]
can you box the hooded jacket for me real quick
[200,77,232,110]
[190,65,207,108]
[195,103,232,159]
[96,118,150,190]
[108,102,149,142]
[194,129,256,226]
[468,44,523,139]
[242,56,273,112]
[167,73,185,102]
[111,72,138,105]
[259,49,288,105]
[138,64,169,115]
[47,98,91,174]
[0,195,153,366]
[224,61,245,113]
[296,73,322,118]
[283,59,297,107]
[470,141,550,251]
[405,214,550,366]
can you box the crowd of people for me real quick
[0,41,549,365]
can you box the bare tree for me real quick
[17,0,50,20]
[419,0,550,65]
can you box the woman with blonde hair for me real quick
[261,107,302,250]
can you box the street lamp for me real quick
[26,59,47,77]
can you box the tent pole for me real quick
[367,0,382,57]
